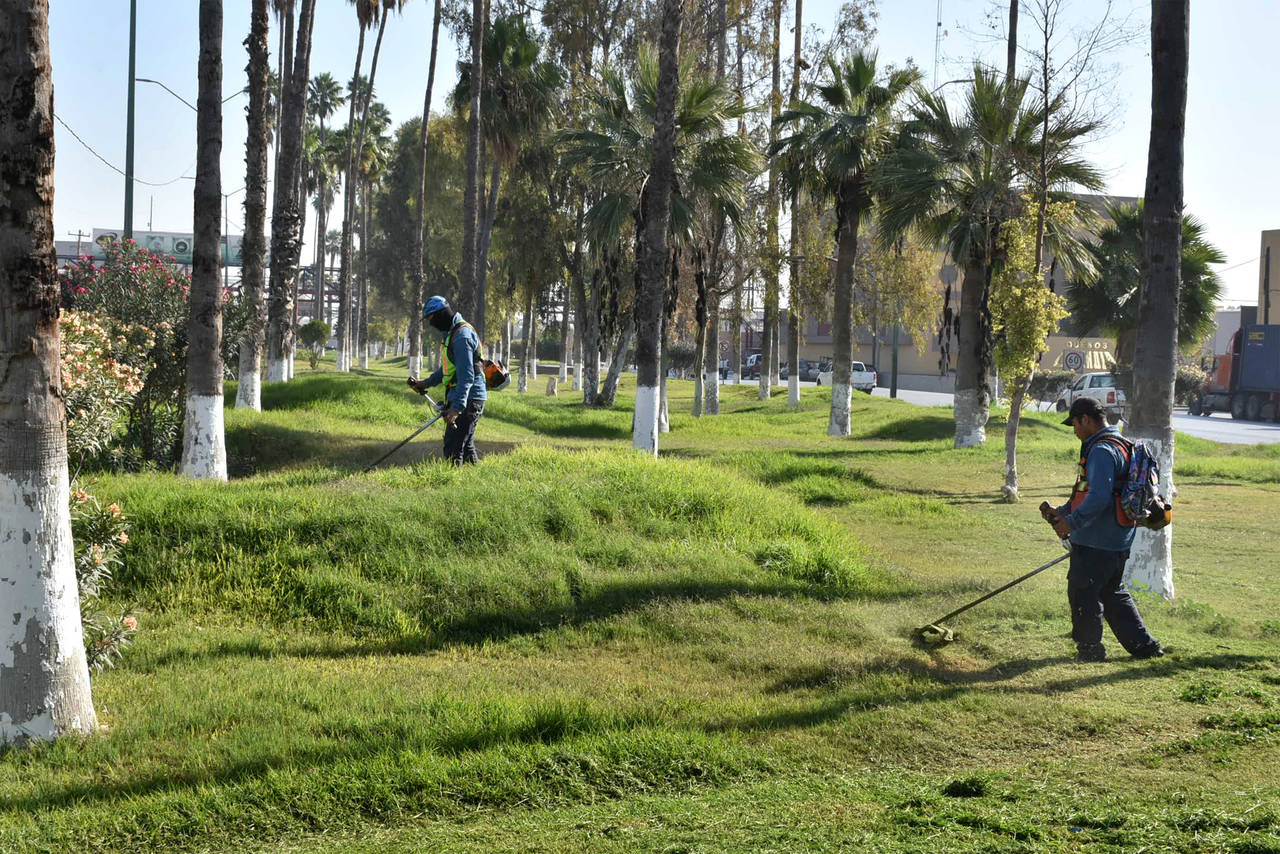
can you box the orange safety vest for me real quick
[1068,435,1135,528]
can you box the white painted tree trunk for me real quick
[359,344,369,370]
[235,364,261,411]
[788,374,800,408]
[408,354,422,380]
[953,388,988,448]
[1124,436,1175,599]
[634,384,660,454]
[659,373,670,433]
[267,357,288,383]
[286,349,294,380]
[0,454,97,745]
[180,394,228,481]
[828,380,852,436]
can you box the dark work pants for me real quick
[442,398,484,465]
[1067,544,1159,654]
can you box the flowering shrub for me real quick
[61,238,251,468]
[61,311,152,469]
[70,484,139,670]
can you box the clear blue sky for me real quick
[50,0,1275,306]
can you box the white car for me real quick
[1055,372,1127,422]
[816,361,876,393]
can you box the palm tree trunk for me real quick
[786,0,803,409]
[458,0,485,320]
[0,0,98,744]
[953,257,993,447]
[519,287,534,392]
[582,266,602,405]
[475,159,501,340]
[409,0,444,380]
[359,177,370,369]
[600,318,632,407]
[634,0,683,453]
[760,0,782,400]
[237,0,270,411]
[829,201,860,436]
[267,0,316,382]
[558,291,571,382]
[336,24,369,373]
[692,250,706,417]
[182,0,228,480]
[1127,0,1188,601]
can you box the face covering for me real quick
[429,310,453,333]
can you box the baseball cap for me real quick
[1062,396,1106,425]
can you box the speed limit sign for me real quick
[1063,350,1085,372]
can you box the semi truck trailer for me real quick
[1191,324,1280,421]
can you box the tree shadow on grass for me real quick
[856,414,957,443]
[714,651,1274,734]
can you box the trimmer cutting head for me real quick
[914,623,955,646]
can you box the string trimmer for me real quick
[914,526,1071,646]
[361,389,445,473]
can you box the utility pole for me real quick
[68,230,90,258]
[124,0,138,239]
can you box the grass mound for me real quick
[110,446,897,644]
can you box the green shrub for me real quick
[1027,370,1075,405]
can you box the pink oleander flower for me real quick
[72,490,89,503]
[122,616,138,631]
[118,532,129,545]
[107,503,122,517]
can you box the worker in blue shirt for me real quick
[408,296,487,465]
[1043,397,1163,662]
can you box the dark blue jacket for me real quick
[1057,426,1136,552]
[423,313,487,411]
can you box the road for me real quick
[721,377,1280,444]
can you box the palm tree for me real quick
[773,51,920,436]
[450,15,563,340]
[458,0,485,324]
[335,0,382,372]
[1127,0,1189,600]
[1069,201,1222,364]
[0,0,98,744]
[237,0,271,411]
[410,0,445,380]
[308,73,345,320]
[634,0,683,453]
[877,64,1102,447]
[560,55,759,410]
[267,0,318,382]
[182,0,228,479]
[356,105,392,368]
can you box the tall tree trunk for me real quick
[519,288,535,392]
[582,267,603,405]
[558,289,571,382]
[786,0,803,409]
[692,250,707,416]
[409,0,444,380]
[182,0,227,480]
[1006,0,1019,81]
[458,0,485,321]
[337,20,371,372]
[0,0,98,744]
[953,256,993,447]
[829,200,861,435]
[359,177,370,369]
[760,0,781,400]
[1127,0,1187,601]
[634,0,683,453]
[266,0,316,382]
[237,0,270,410]
[600,318,633,407]
[475,159,501,340]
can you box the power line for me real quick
[1215,256,1258,274]
[53,112,193,187]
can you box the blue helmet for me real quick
[422,295,448,319]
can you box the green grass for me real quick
[3,358,1279,853]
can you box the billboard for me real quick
[90,229,243,267]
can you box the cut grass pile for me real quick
[2,360,1278,853]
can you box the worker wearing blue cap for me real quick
[408,295,487,464]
